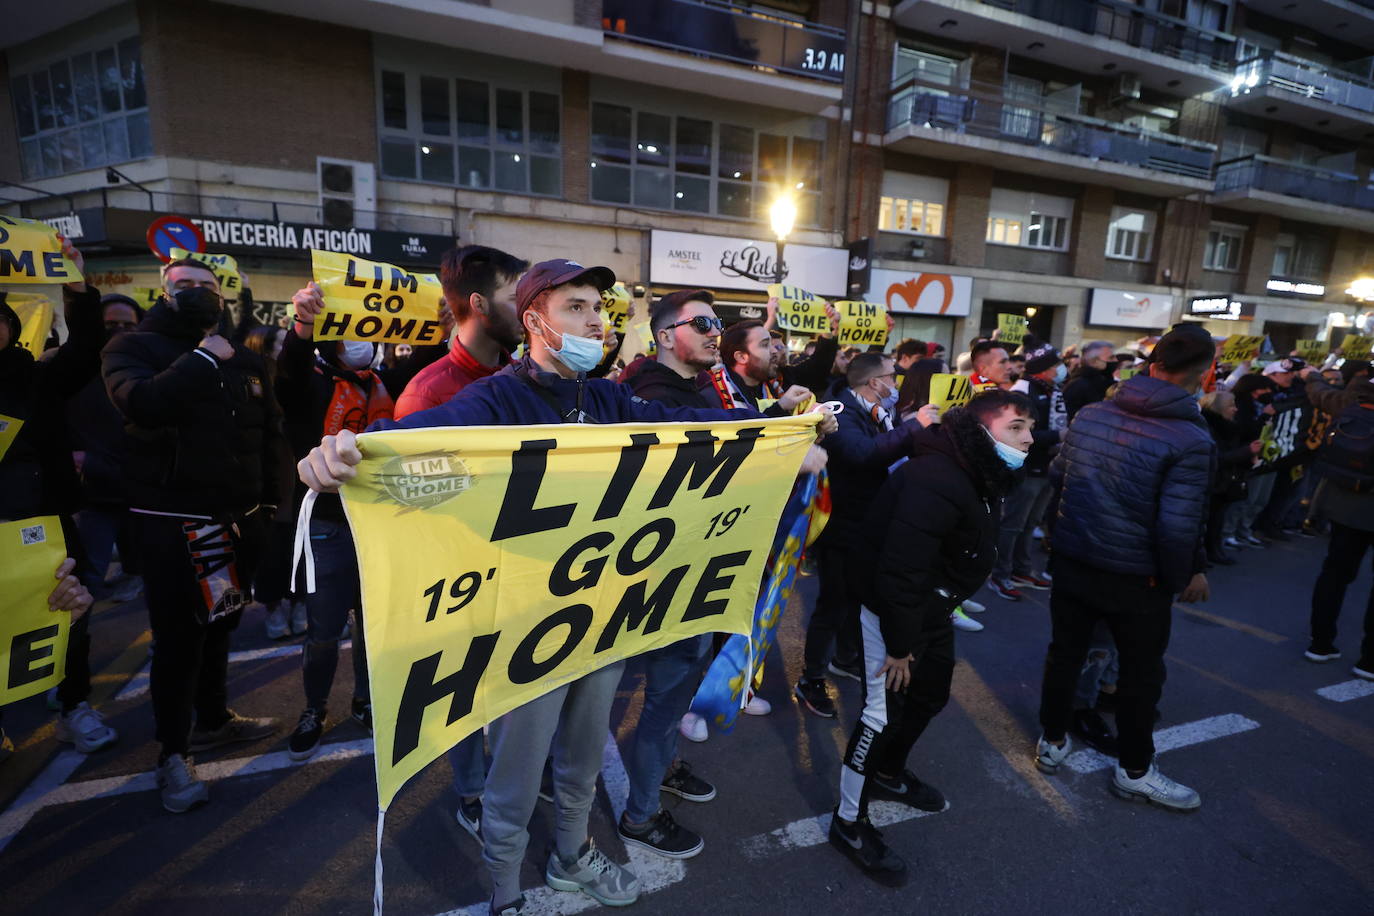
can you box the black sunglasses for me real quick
[665,316,724,334]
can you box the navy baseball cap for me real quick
[516,259,616,317]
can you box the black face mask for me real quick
[172,287,222,331]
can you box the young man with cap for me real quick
[298,261,837,915]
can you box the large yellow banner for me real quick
[338,417,817,808]
[312,250,444,345]
[0,516,70,706]
[0,216,83,284]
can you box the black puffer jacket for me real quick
[101,300,288,517]
[850,411,1012,658]
[1063,363,1115,422]
[1203,408,1253,502]
[817,386,919,546]
[1051,374,1214,592]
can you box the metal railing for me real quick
[1215,155,1374,211]
[887,76,1216,180]
[979,0,1237,71]
[601,0,846,83]
[1231,50,1374,118]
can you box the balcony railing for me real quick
[602,0,846,83]
[888,77,1216,180]
[979,0,1237,71]
[1215,155,1374,211]
[1231,50,1374,118]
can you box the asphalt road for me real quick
[1,533,1371,915]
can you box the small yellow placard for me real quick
[601,283,631,335]
[1342,335,1373,361]
[997,313,1028,347]
[312,250,444,345]
[768,284,829,335]
[834,300,888,348]
[0,413,23,461]
[0,216,83,284]
[170,247,243,299]
[929,373,974,412]
[1221,335,1265,363]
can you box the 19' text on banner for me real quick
[312,250,443,345]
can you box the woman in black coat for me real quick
[1201,390,1260,564]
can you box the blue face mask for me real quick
[986,427,1028,469]
[1054,363,1068,384]
[539,318,604,374]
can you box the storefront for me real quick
[1080,288,1176,345]
[863,267,970,352]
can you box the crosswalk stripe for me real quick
[1064,713,1261,774]
[1316,679,1374,703]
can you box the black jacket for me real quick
[818,387,918,545]
[850,415,1009,658]
[625,358,715,409]
[1012,374,1061,475]
[779,335,840,395]
[66,371,135,509]
[1203,409,1253,502]
[1307,376,1374,531]
[1063,364,1115,422]
[1051,375,1214,592]
[101,301,288,517]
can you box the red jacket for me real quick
[394,335,509,419]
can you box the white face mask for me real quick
[339,340,375,370]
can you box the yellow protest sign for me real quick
[0,413,22,461]
[601,283,631,335]
[170,247,243,299]
[0,215,82,284]
[5,290,57,354]
[1342,335,1373,361]
[1294,339,1327,365]
[0,516,70,706]
[929,373,973,412]
[834,300,888,348]
[338,416,817,809]
[997,313,1028,347]
[312,250,444,345]
[1221,335,1265,363]
[131,287,164,310]
[1119,365,1141,381]
[768,284,829,335]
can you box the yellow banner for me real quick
[997,313,1027,347]
[768,284,829,335]
[1343,335,1374,361]
[834,300,888,348]
[0,412,22,460]
[0,216,83,284]
[1221,335,1265,363]
[131,287,164,310]
[928,373,973,412]
[170,247,243,299]
[601,283,631,335]
[0,516,70,706]
[312,250,444,345]
[1294,339,1327,365]
[339,417,817,809]
[6,290,57,354]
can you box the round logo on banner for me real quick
[146,215,205,263]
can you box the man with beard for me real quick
[707,319,811,415]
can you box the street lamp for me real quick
[1347,276,1374,302]
[769,193,797,286]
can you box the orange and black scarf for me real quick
[317,360,394,436]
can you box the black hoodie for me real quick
[625,357,715,409]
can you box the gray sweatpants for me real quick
[482,660,625,905]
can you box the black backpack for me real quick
[1318,401,1374,493]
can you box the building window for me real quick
[589,102,822,224]
[879,197,944,235]
[11,38,150,180]
[1204,224,1245,272]
[377,68,560,196]
[1106,207,1156,261]
[986,189,1072,251]
[1272,232,1329,280]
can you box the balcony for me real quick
[1239,0,1374,51]
[1212,155,1374,232]
[1227,51,1374,137]
[885,77,1216,196]
[891,0,1238,96]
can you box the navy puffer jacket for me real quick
[1050,374,1214,592]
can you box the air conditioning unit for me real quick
[1112,72,1142,104]
[317,157,376,230]
[909,239,927,259]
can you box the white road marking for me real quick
[115,641,353,701]
[738,799,947,861]
[1316,679,1374,703]
[1064,714,1261,774]
[0,750,90,853]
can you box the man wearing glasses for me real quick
[624,289,724,409]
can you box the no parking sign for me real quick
[146,215,204,263]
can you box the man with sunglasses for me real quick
[625,290,724,409]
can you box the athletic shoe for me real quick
[678,712,708,743]
[961,597,986,614]
[1034,733,1071,774]
[869,769,947,812]
[290,601,308,635]
[618,809,704,859]
[1242,534,1268,547]
[490,895,523,916]
[350,697,372,733]
[827,658,863,682]
[1010,572,1051,591]
[110,575,144,603]
[455,796,482,839]
[794,678,836,718]
[989,578,1023,601]
[188,710,280,753]
[950,607,984,632]
[1032,526,1044,539]
[743,693,771,716]
[1353,662,1374,681]
[1071,708,1118,756]
[157,754,209,813]
[288,708,325,761]
[1222,536,1247,550]
[1111,763,1201,811]
[1304,644,1341,663]
[828,809,907,887]
[660,760,716,802]
[545,840,641,907]
[56,702,118,753]
[264,602,290,640]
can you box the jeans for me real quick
[449,734,488,799]
[993,475,1052,580]
[624,635,709,824]
[802,540,860,681]
[298,518,368,710]
[74,507,125,598]
[1039,556,1172,772]
[1310,522,1374,663]
[1234,472,1276,538]
[1073,621,1117,709]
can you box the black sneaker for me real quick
[661,760,716,802]
[618,808,704,859]
[870,769,946,812]
[1071,708,1119,755]
[1304,643,1341,662]
[794,678,837,718]
[350,697,372,733]
[455,796,482,839]
[288,708,325,761]
[827,658,863,683]
[490,894,523,916]
[828,809,907,887]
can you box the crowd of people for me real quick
[4,234,1374,913]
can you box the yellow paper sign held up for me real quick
[1342,335,1373,361]
[834,300,888,348]
[5,290,57,354]
[601,283,632,335]
[312,250,444,345]
[1294,339,1327,365]
[340,417,816,809]
[768,284,828,335]
[0,516,70,706]
[131,287,164,309]
[0,413,22,461]
[1221,335,1265,363]
[929,373,973,412]
[997,313,1028,347]
[170,247,243,299]
[0,216,83,284]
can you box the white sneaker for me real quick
[950,607,984,632]
[1034,733,1071,774]
[961,598,986,614]
[1111,763,1201,811]
[1222,537,1246,550]
[264,602,290,640]
[678,712,708,743]
[56,702,118,753]
[743,694,771,716]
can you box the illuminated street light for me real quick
[1347,276,1374,301]
[769,193,797,286]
